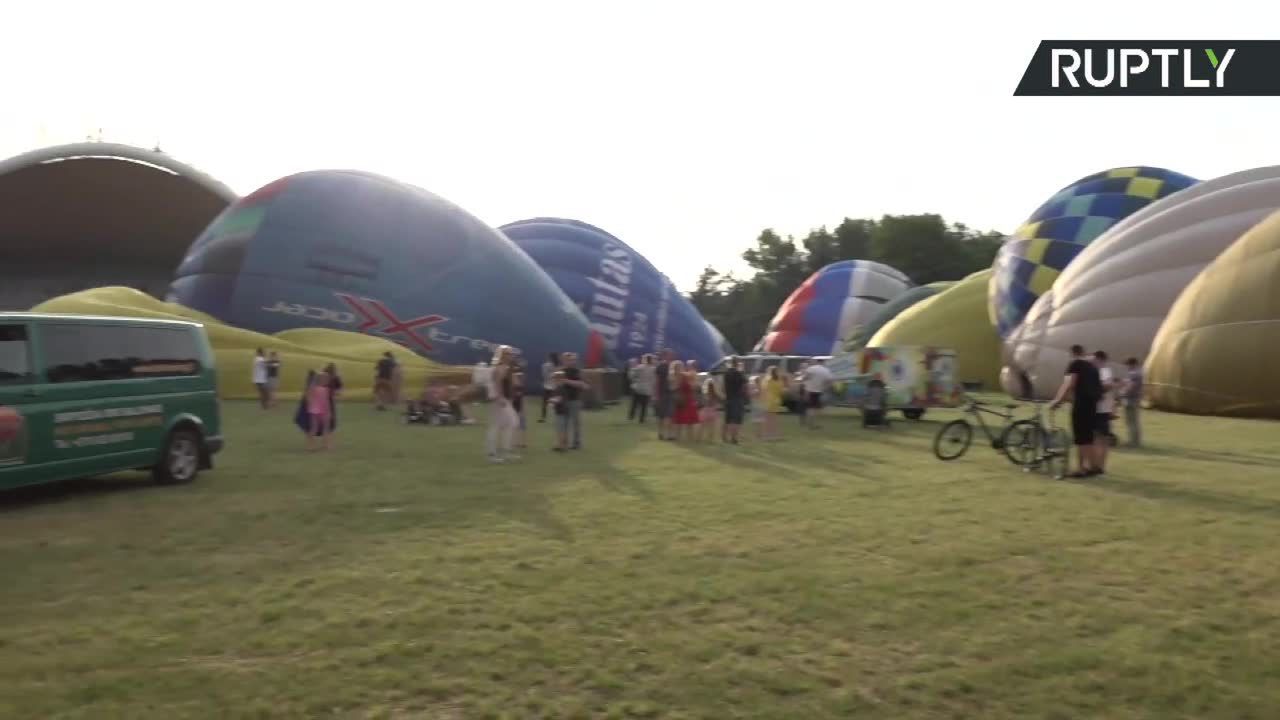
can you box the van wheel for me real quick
[155,430,202,485]
[902,408,925,420]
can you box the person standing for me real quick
[265,352,282,408]
[306,371,334,452]
[560,352,589,450]
[671,361,699,441]
[323,363,343,447]
[374,352,396,410]
[630,354,655,424]
[539,352,560,423]
[1051,344,1102,478]
[1094,350,1116,472]
[799,359,832,429]
[760,366,786,441]
[1121,357,1144,448]
[722,358,747,444]
[653,349,675,440]
[252,348,270,409]
[511,372,528,449]
[485,346,520,463]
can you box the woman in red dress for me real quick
[672,360,700,441]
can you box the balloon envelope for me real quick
[989,167,1199,339]
[501,217,731,368]
[33,286,470,400]
[846,282,952,351]
[168,172,606,376]
[757,260,912,356]
[1147,208,1280,417]
[870,269,1002,390]
[1001,166,1280,399]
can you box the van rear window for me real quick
[0,325,32,384]
[43,325,202,383]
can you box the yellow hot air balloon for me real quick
[1146,209,1280,417]
[870,269,1002,390]
[31,287,470,401]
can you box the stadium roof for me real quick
[0,142,237,266]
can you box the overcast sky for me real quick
[3,0,1277,290]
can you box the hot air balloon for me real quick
[1000,166,1280,399]
[989,166,1199,340]
[500,218,732,368]
[1147,208,1280,418]
[869,269,1002,390]
[168,172,607,379]
[846,281,953,351]
[756,260,912,356]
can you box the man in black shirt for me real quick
[721,357,747,444]
[1052,344,1102,477]
[653,349,675,440]
[560,352,589,450]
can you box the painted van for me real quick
[0,314,223,491]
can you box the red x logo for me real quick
[335,293,446,354]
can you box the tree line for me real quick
[687,214,1006,354]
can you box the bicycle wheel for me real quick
[933,420,974,461]
[1044,429,1070,479]
[1001,420,1043,467]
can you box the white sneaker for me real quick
[488,454,505,463]
[505,453,522,461]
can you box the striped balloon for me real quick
[989,166,1199,339]
[756,260,913,356]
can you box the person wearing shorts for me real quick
[721,358,747,444]
[1052,344,1103,477]
[799,359,832,429]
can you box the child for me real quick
[512,372,528,449]
[550,371,570,452]
[307,371,333,451]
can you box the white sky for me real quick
[3,0,1278,290]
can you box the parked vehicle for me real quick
[0,313,224,491]
[824,346,961,420]
[701,354,830,412]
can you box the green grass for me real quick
[3,400,1280,719]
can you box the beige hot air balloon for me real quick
[1001,166,1280,399]
[869,269,1002,390]
[1146,209,1280,417]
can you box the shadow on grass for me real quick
[0,473,165,513]
[1068,472,1280,519]
[1138,445,1280,470]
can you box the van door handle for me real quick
[22,389,39,398]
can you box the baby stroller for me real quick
[862,379,890,429]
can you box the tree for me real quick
[688,213,1006,353]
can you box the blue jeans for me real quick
[566,400,582,448]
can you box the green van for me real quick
[0,313,223,491]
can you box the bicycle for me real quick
[933,396,1032,463]
[1006,404,1070,479]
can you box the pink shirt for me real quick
[307,384,332,416]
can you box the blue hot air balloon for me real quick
[500,218,733,368]
[168,172,608,376]
[989,166,1199,339]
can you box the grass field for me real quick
[3,399,1280,719]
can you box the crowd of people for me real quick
[1050,344,1144,478]
[257,340,1146,471]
